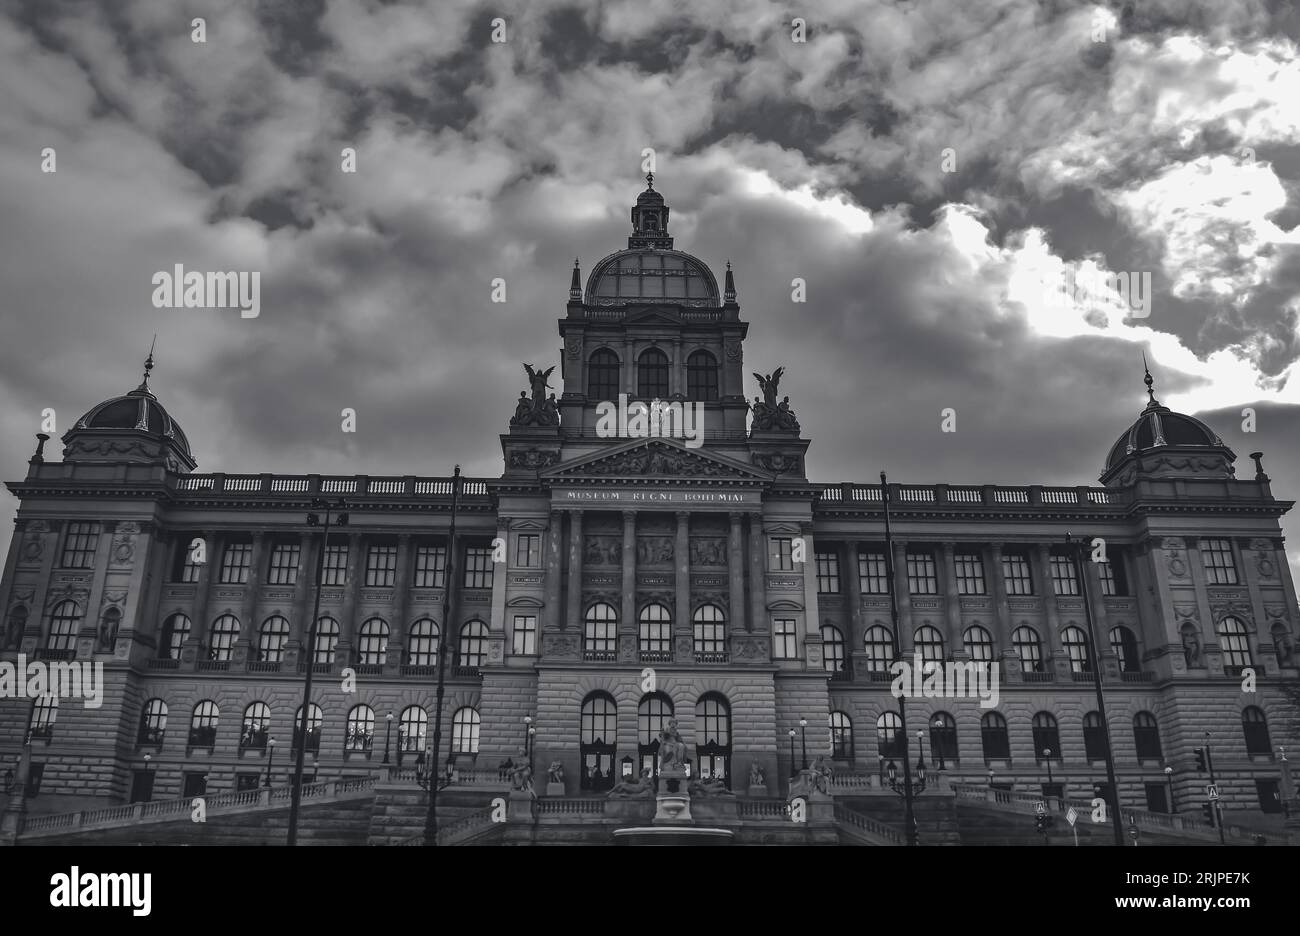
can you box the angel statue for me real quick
[524,363,555,407]
[511,363,560,427]
[752,366,784,409]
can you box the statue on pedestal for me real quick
[750,368,800,432]
[506,747,533,796]
[547,761,565,785]
[509,364,560,428]
[658,718,688,770]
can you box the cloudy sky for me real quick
[1,0,1299,570]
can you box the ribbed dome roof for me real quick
[585,248,720,307]
[1103,362,1229,475]
[75,388,192,455]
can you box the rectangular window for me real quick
[172,535,203,583]
[322,540,348,586]
[1200,538,1238,585]
[413,544,447,588]
[219,540,253,584]
[858,550,889,594]
[954,550,986,595]
[512,615,538,656]
[1050,552,1079,596]
[515,533,541,568]
[770,537,794,572]
[906,550,937,595]
[365,544,397,587]
[1001,549,1034,595]
[60,522,100,569]
[815,552,840,593]
[1098,549,1128,596]
[464,546,494,589]
[773,619,798,659]
[266,540,300,586]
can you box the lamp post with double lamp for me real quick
[916,730,927,775]
[424,465,464,847]
[384,712,394,765]
[1065,532,1125,847]
[799,718,809,770]
[932,718,947,771]
[264,737,277,789]
[142,753,154,803]
[1042,748,1054,788]
[288,497,348,846]
[788,729,797,778]
[524,717,536,774]
[1164,766,1177,814]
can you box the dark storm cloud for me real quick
[0,0,1298,575]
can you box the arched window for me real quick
[159,613,191,660]
[580,693,617,792]
[696,693,731,785]
[458,620,488,669]
[639,604,672,661]
[345,704,375,752]
[587,348,620,400]
[1109,625,1140,672]
[1218,616,1253,671]
[407,618,439,667]
[1032,712,1061,759]
[637,348,670,399]
[258,615,290,663]
[138,698,167,745]
[638,692,674,776]
[4,604,28,650]
[1012,625,1043,673]
[1242,706,1271,755]
[207,614,240,663]
[356,617,389,666]
[821,624,846,675]
[1082,711,1109,760]
[981,711,1010,760]
[963,625,994,663]
[1062,626,1090,673]
[914,625,944,664]
[693,604,727,662]
[686,350,719,401]
[829,711,854,759]
[45,600,80,657]
[864,625,894,671]
[930,712,958,766]
[313,616,340,665]
[877,711,904,757]
[189,701,219,748]
[452,707,480,755]
[399,705,428,753]
[241,702,271,750]
[584,603,618,662]
[29,695,58,740]
[1133,712,1161,761]
[294,703,323,753]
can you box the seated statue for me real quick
[689,775,735,798]
[606,766,654,798]
[547,761,565,785]
[658,718,688,770]
[506,748,533,795]
[749,762,765,787]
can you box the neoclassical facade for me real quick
[2,180,1297,827]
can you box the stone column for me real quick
[940,542,960,651]
[672,337,684,397]
[747,516,766,648]
[1035,544,1063,657]
[544,511,563,631]
[988,543,1012,653]
[893,540,912,653]
[337,533,363,660]
[566,511,584,631]
[292,532,320,652]
[621,511,637,636]
[623,339,635,395]
[728,513,746,631]
[391,533,414,660]
[675,511,691,642]
[187,530,219,661]
[489,520,509,637]
[238,533,266,658]
[844,540,863,653]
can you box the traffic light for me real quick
[1194,748,1208,773]
[1200,802,1216,826]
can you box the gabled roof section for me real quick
[542,438,771,483]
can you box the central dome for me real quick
[585,248,720,307]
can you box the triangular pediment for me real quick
[621,306,685,325]
[543,438,771,482]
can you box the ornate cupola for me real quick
[1100,358,1234,487]
[628,171,672,249]
[60,345,197,472]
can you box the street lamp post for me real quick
[265,737,277,789]
[424,465,464,847]
[788,729,797,778]
[799,718,808,770]
[880,471,919,845]
[1204,730,1226,846]
[384,712,394,765]
[1165,766,1177,813]
[288,497,348,846]
[527,724,536,774]
[916,730,927,775]
[1067,532,1126,847]
[397,728,406,769]
[933,718,946,771]
[1043,748,1054,787]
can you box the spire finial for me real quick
[1142,351,1157,405]
[137,334,157,393]
[645,170,654,190]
